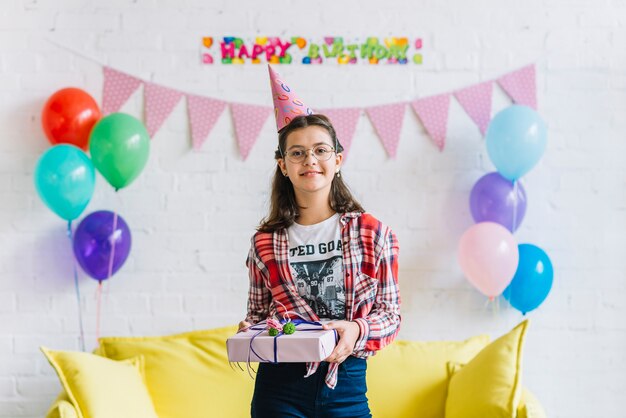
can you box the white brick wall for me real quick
[1,0,625,416]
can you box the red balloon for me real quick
[41,88,101,151]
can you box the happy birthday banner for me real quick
[102,64,536,159]
[201,37,423,65]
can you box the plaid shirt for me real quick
[245,212,401,389]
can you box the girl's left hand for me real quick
[322,321,361,364]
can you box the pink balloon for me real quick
[458,222,519,299]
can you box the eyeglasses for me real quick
[283,145,336,163]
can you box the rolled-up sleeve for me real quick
[354,227,401,352]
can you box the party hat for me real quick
[268,65,314,131]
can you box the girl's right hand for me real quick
[238,320,251,333]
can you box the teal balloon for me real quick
[34,144,95,221]
[503,244,553,315]
[486,105,547,181]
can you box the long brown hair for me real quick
[257,114,364,232]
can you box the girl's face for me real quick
[278,125,343,198]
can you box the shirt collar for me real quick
[339,212,362,226]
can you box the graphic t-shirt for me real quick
[287,213,346,320]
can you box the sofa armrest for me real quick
[517,388,547,418]
[46,391,78,418]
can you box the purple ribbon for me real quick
[247,319,338,364]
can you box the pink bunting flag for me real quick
[144,82,184,138]
[317,108,361,160]
[102,66,143,115]
[230,103,272,160]
[366,103,407,158]
[497,64,537,110]
[454,81,493,135]
[411,94,451,151]
[186,95,227,150]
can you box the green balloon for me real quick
[89,113,150,190]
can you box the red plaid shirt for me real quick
[244,212,401,388]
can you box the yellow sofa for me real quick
[44,322,546,418]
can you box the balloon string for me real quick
[511,180,519,306]
[485,297,497,318]
[96,211,119,342]
[67,221,86,352]
[105,190,123,302]
[96,280,103,342]
[484,297,500,318]
[107,212,119,281]
[512,180,518,233]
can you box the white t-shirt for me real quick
[287,213,346,320]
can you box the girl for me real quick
[239,67,401,418]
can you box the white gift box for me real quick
[226,327,337,363]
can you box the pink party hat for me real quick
[268,65,314,131]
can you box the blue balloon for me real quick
[503,244,553,314]
[34,144,95,221]
[486,105,547,181]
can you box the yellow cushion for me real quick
[518,388,548,418]
[445,320,529,418]
[45,392,78,418]
[40,347,158,418]
[98,325,254,418]
[367,334,491,418]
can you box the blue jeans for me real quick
[251,356,371,418]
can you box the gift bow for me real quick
[247,318,338,364]
[234,300,338,379]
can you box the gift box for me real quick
[226,323,337,363]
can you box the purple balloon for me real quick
[73,210,131,281]
[470,172,527,232]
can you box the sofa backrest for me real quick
[95,327,490,418]
[99,326,255,418]
[367,335,490,418]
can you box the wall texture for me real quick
[1,0,625,416]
